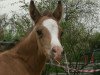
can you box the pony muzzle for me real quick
[52,46,63,64]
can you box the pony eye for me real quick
[36,29,43,38]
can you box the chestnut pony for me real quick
[0,0,63,75]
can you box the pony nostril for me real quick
[52,47,57,53]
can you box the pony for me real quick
[0,0,63,75]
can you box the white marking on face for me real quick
[43,19,63,52]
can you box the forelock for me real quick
[42,11,53,17]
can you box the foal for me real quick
[0,0,63,75]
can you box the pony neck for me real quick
[12,29,46,75]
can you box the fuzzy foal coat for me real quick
[0,30,46,75]
[0,0,63,75]
[0,29,46,75]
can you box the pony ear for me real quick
[29,0,41,23]
[53,1,62,21]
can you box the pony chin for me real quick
[54,53,61,63]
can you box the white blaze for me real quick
[43,19,63,51]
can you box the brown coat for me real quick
[0,30,46,75]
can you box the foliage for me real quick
[61,20,89,62]
[42,64,65,74]
[90,32,100,49]
[0,13,32,41]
